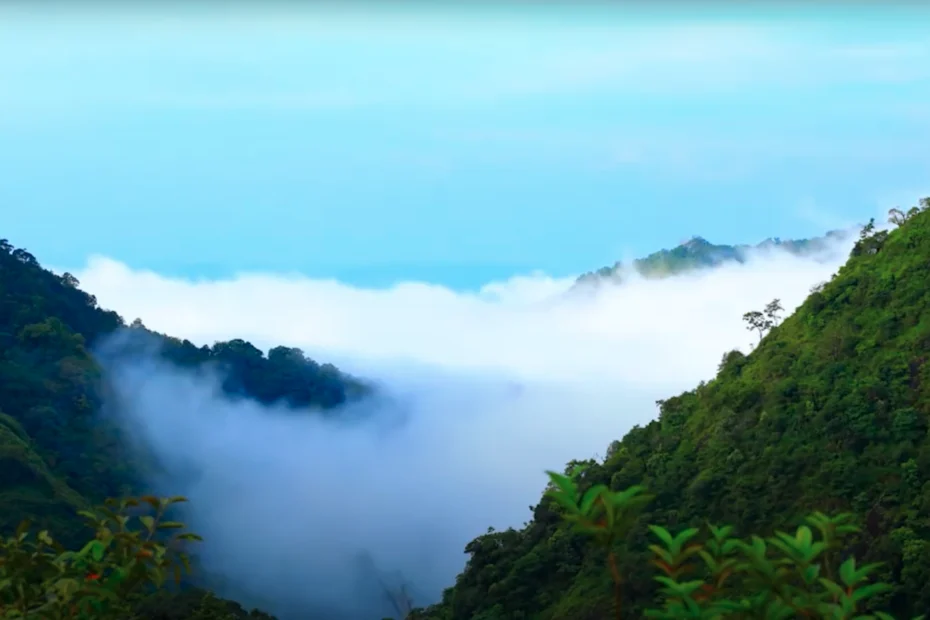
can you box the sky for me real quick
[84,240,855,619]
[2,4,930,617]
[1,2,929,288]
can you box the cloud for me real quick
[4,6,929,116]
[76,239,853,619]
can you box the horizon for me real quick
[3,4,930,618]
[2,3,929,289]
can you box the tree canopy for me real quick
[411,200,930,619]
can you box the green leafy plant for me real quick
[545,465,652,620]
[545,467,923,620]
[645,511,906,619]
[0,495,201,619]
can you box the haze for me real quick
[83,241,851,619]
[4,2,928,618]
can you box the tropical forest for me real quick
[2,199,930,618]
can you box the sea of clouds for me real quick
[76,238,853,619]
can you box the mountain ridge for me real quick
[575,229,852,287]
[2,200,928,618]
[410,201,930,619]
[0,238,369,618]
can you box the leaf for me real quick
[156,521,185,530]
[851,582,892,603]
[547,492,581,514]
[649,525,675,548]
[89,540,106,562]
[839,557,857,586]
[579,485,608,515]
[669,528,700,556]
[140,496,161,510]
[139,515,156,534]
[649,544,674,566]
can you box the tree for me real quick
[742,298,783,344]
[0,496,201,619]
[888,208,909,226]
[888,199,928,227]
[60,272,81,289]
[852,218,889,257]
[764,298,783,326]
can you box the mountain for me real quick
[575,230,851,287]
[3,200,928,619]
[0,239,369,618]
[410,203,930,619]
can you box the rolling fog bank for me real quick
[84,238,854,618]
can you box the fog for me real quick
[81,240,853,619]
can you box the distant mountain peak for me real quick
[574,229,851,288]
[683,235,711,248]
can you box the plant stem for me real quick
[607,550,622,620]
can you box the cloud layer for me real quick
[78,240,852,619]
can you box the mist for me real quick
[82,239,853,619]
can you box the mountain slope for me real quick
[411,202,930,619]
[575,230,849,287]
[0,238,374,618]
[0,240,369,530]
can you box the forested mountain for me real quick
[410,202,930,619]
[3,199,930,619]
[575,230,849,287]
[0,239,368,618]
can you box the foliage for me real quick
[0,242,367,615]
[544,466,651,619]
[0,495,275,619]
[3,197,930,618]
[1,495,191,619]
[544,467,921,619]
[575,230,849,287]
[643,512,908,619]
[0,238,368,533]
[742,299,783,344]
[411,198,930,619]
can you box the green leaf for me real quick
[579,484,608,515]
[156,521,185,530]
[839,557,857,586]
[649,525,675,548]
[669,528,700,556]
[89,540,106,562]
[139,515,156,534]
[852,582,892,603]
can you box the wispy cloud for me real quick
[72,241,852,618]
[2,8,929,113]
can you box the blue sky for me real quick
[1,3,929,289]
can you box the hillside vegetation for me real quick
[411,200,930,619]
[0,240,366,617]
[575,230,848,287]
[3,199,929,619]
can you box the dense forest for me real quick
[408,201,930,619]
[574,230,849,287]
[3,199,930,619]
[0,240,368,618]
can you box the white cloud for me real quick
[3,7,928,115]
[72,240,853,619]
[77,245,847,387]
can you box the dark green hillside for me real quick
[412,201,930,619]
[0,239,367,539]
[0,239,373,618]
[575,230,848,287]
